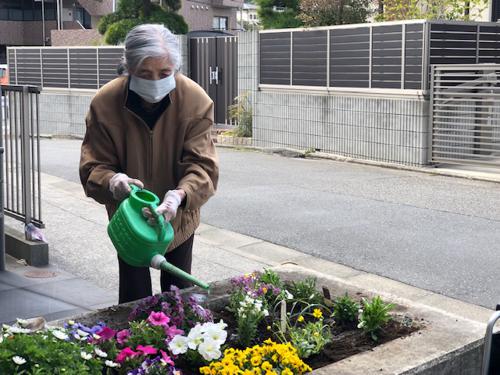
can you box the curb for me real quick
[215,142,500,184]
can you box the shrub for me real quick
[228,92,252,137]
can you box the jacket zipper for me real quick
[125,108,154,184]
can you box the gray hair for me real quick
[124,24,181,73]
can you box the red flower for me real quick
[96,326,116,341]
[147,311,170,326]
[136,345,158,355]
[116,347,138,363]
[160,350,175,366]
[116,329,130,345]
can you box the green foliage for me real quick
[256,0,303,29]
[227,92,253,138]
[98,0,188,45]
[259,269,283,289]
[105,18,142,45]
[126,320,168,351]
[0,331,104,374]
[287,277,324,305]
[377,0,488,21]
[298,0,370,26]
[288,320,332,359]
[332,293,360,326]
[357,296,394,341]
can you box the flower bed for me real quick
[0,269,419,374]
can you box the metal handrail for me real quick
[482,311,500,375]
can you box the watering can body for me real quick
[107,185,174,267]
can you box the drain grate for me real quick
[24,270,57,278]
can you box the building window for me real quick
[0,0,56,21]
[213,16,228,30]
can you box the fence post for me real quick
[0,86,4,271]
[20,86,32,225]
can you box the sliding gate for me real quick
[430,64,500,166]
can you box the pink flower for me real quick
[147,311,170,326]
[116,329,130,345]
[165,325,184,339]
[116,347,138,363]
[160,350,175,366]
[136,345,158,355]
[96,327,116,341]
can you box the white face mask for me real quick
[129,74,176,103]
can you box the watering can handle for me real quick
[148,202,167,241]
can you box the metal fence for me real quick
[430,64,500,166]
[8,46,124,90]
[259,20,500,91]
[1,85,43,227]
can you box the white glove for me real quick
[109,173,144,201]
[142,190,183,224]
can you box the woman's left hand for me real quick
[142,189,185,224]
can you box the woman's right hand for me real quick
[109,173,144,201]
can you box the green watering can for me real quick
[107,185,209,290]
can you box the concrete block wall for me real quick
[237,31,431,166]
[253,92,430,166]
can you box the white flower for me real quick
[203,324,227,346]
[0,334,3,344]
[77,329,89,338]
[198,337,222,361]
[215,320,228,330]
[105,360,120,368]
[93,333,101,340]
[263,309,269,317]
[285,290,293,300]
[68,320,75,326]
[8,326,30,334]
[52,330,69,340]
[168,335,188,355]
[16,318,29,327]
[94,348,108,358]
[187,325,204,350]
[80,351,92,360]
[12,356,26,365]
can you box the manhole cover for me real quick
[24,270,57,278]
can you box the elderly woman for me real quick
[79,24,219,304]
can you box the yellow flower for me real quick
[313,308,323,319]
[313,331,320,337]
[262,287,268,294]
[261,361,273,371]
[297,315,305,322]
[282,369,293,375]
[266,325,271,331]
[251,355,262,367]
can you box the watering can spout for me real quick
[151,254,210,290]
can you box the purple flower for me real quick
[116,347,139,363]
[164,325,184,340]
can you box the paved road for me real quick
[40,139,500,308]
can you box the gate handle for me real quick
[209,66,219,85]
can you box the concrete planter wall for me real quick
[54,264,490,374]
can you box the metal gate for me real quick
[430,64,500,166]
[189,36,238,125]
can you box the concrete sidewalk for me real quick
[0,171,494,329]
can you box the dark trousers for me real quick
[118,235,194,304]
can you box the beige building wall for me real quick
[180,0,239,31]
[0,20,58,46]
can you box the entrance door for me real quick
[189,36,238,125]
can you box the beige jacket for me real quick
[79,74,219,249]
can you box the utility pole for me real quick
[41,0,46,46]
